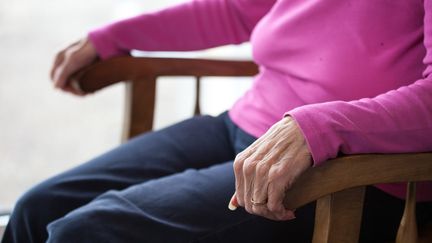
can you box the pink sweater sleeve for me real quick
[288,1,432,166]
[88,0,275,59]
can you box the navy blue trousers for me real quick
[2,112,432,243]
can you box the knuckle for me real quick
[63,49,73,58]
[245,205,254,214]
[235,152,245,161]
[233,160,243,174]
[243,161,256,175]
[251,208,263,216]
[256,149,268,157]
[67,51,78,60]
[268,167,284,182]
[255,162,269,176]
[267,170,278,182]
[267,202,280,213]
[54,52,63,61]
[64,49,78,61]
[274,141,286,151]
[243,157,253,166]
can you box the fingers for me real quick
[232,147,292,220]
[62,82,85,96]
[250,160,269,214]
[50,50,65,80]
[53,55,80,89]
[70,80,85,95]
[233,150,252,207]
[251,143,285,211]
[231,154,296,220]
[50,38,97,95]
[53,40,86,88]
[267,177,296,220]
[229,116,312,221]
[233,154,245,208]
[242,159,255,213]
[50,40,79,80]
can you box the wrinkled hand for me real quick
[50,38,98,96]
[228,116,312,221]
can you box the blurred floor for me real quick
[0,0,251,212]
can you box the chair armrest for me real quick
[283,153,432,209]
[74,56,258,93]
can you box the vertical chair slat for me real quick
[194,76,201,116]
[312,186,366,243]
[122,77,157,142]
[396,182,418,243]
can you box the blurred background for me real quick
[0,0,252,229]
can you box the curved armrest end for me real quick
[284,153,432,209]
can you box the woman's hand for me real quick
[50,38,98,95]
[229,116,312,221]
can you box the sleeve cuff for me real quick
[285,105,340,167]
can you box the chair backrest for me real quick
[75,56,432,243]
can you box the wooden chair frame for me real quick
[75,56,432,243]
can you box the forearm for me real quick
[89,0,275,59]
[288,77,432,166]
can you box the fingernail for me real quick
[228,201,237,211]
[228,202,237,211]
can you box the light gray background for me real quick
[0,0,253,212]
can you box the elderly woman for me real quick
[3,0,432,242]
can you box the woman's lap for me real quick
[46,162,316,243]
[3,112,432,243]
[2,113,245,243]
[45,168,432,243]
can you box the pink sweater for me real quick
[89,0,432,201]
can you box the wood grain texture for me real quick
[121,78,156,141]
[312,187,366,243]
[74,56,258,93]
[283,153,432,210]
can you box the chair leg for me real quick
[312,186,366,243]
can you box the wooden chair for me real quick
[74,55,432,243]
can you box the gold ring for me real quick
[251,198,268,206]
